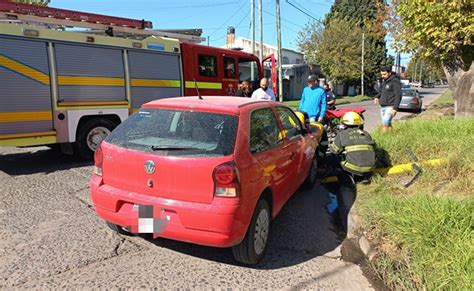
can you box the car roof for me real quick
[142,96,282,114]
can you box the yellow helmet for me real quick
[341,111,364,126]
[295,111,306,124]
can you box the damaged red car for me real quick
[90,96,320,264]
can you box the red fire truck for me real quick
[0,0,264,158]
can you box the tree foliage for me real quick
[389,1,474,116]
[298,0,391,87]
[390,1,473,72]
[404,59,445,83]
[10,0,50,5]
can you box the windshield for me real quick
[106,109,238,157]
[402,90,416,97]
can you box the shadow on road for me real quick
[0,147,92,175]
[141,182,345,270]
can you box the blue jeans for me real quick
[380,106,394,126]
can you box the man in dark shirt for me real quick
[235,80,252,97]
[374,67,401,132]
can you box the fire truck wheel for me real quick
[75,118,116,160]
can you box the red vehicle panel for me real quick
[180,43,263,97]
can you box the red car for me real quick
[90,96,320,264]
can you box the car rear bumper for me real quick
[398,103,421,111]
[90,176,245,247]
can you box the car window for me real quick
[275,107,303,140]
[106,109,238,157]
[402,90,416,96]
[198,54,218,77]
[224,57,236,78]
[249,108,281,153]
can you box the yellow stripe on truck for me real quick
[0,132,57,145]
[58,76,125,86]
[0,111,52,123]
[0,55,50,85]
[185,81,222,90]
[131,79,181,87]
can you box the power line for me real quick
[262,9,304,29]
[208,1,247,37]
[285,0,323,23]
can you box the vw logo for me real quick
[144,160,156,174]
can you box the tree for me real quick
[297,18,362,84]
[405,59,445,84]
[326,0,391,87]
[298,0,392,91]
[390,1,474,117]
[10,0,50,5]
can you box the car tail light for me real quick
[213,162,240,197]
[410,97,419,104]
[93,144,103,176]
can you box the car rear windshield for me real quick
[402,90,416,96]
[106,108,238,157]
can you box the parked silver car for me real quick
[399,89,423,113]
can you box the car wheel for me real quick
[232,199,271,265]
[106,221,133,236]
[75,118,116,160]
[303,154,318,189]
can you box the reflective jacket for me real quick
[329,128,376,176]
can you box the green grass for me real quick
[356,117,474,290]
[284,95,372,111]
[432,89,454,105]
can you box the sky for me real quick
[50,0,409,66]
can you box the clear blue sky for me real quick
[51,0,333,50]
[51,0,408,65]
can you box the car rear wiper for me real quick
[151,145,200,151]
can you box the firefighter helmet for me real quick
[341,111,364,126]
[295,111,306,125]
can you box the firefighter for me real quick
[329,112,376,179]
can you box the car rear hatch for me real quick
[101,108,239,204]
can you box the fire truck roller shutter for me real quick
[54,43,126,104]
[0,36,54,139]
[128,50,182,109]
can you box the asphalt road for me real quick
[0,147,371,288]
[339,86,447,132]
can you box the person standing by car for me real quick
[323,83,336,110]
[251,77,275,101]
[298,75,327,122]
[374,67,401,132]
[235,80,253,97]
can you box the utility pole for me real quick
[361,33,365,97]
[276,0,282,101]
[414,61,418,82]
[419,62,423,84]
[251,0,255,80]
[258,0,263,63]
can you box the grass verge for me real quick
[431,89,454,105]
[284,95,372,110]
[355,116,474,290]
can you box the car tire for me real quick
[232,199,271,265]
[74,118,116,160]
[106,221,133,236]
[303,154,318,189]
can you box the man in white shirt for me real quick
[251,78,276,101]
